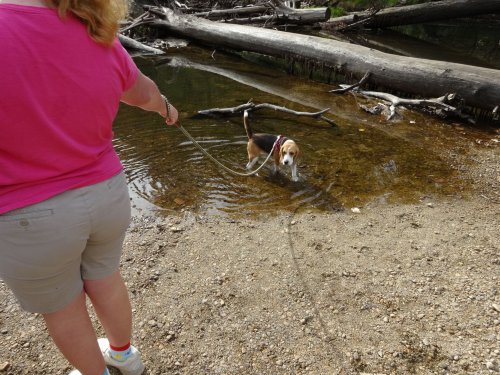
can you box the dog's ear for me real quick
[279,145,285,164]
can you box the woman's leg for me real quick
[43,290,107,375]
[84,271,132,347]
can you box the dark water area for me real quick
[351,18,500,69]
[113,45,494,217]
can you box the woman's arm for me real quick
[121,71,178,125]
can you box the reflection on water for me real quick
[113,48,478,217]
[393,19,500,69]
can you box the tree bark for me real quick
[194,3,330,25]
[325,0,500,30]
[194,5,269,19]
[270,4,331,25]
[149,8,500,112]
[118,34,164,54]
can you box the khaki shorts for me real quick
[0,172,131,314]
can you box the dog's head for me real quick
[279,140,300,166]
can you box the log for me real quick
[118,34,164,54]
[149,8,500,112]
[325,0,500,30]
[194,5,269,19]
[193,3,329,25]
[271,5,331,25]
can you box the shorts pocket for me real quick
[105,172,126,191]
[0,208,54,223]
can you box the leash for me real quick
[174,122,279,177]
[172,118,351,372]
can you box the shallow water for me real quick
[113,46,490,217]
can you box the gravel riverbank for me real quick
[1,136,499,375]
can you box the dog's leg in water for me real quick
[291,164,299,182]
[246,157,259,170]
[272,163,279,175]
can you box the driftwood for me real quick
[341,85,472,122]
[329,71,370,93]
[194,5,269,19]
[198,101,337,126]
[143,1,329,26]
[266,2,330,25]
[147,8,500,114]
[223,7,330,26]
[118,34,164,54]
[325,0,500,31]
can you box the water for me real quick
[113,46,486,217]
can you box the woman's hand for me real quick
[165,104,178,126]
[161,95,178,126]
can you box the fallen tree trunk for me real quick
[149,8,500,113]
[195,3,330,25]
[325,0,500,30]
[270,4,331,25]
[194,5,269,19]
[118,34,164,54]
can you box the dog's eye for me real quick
[289,152,294,156]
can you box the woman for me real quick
[0,0,177,374]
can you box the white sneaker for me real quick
[98,338,145,375]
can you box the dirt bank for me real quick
[0,133,499,375]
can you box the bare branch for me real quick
[329,71,371,93]
[197,101,336,126]
[343,86,475,122]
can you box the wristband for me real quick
[161,94,171,119]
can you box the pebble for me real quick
[492,304,500,313]
[0,362,10,372]
[486,360,499,372]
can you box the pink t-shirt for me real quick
[0,4,139,214]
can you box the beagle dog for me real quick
[243,110,300,181]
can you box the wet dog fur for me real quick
[243,110,300,181]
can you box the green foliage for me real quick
[330,6,346,17]
[333,0,430,12]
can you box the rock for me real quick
[492,303,500,313]
[0,362,10,372]
[486,360,499,372]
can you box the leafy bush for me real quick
[330,6,347,16]
[331,0,431,12]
